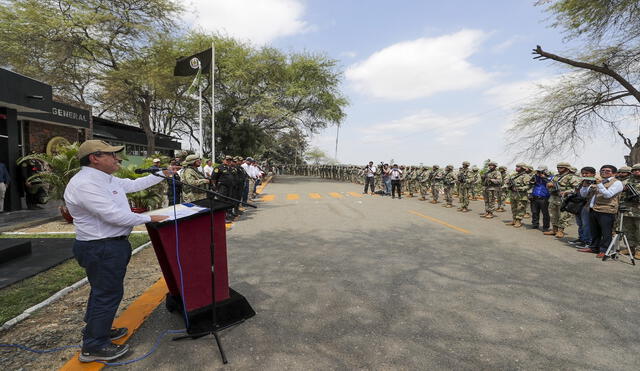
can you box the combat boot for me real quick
[496,207,505,212]
[457,207,464,211]
[513,220,522,228]
[462,207,471,212]
[555,228,565,238]
[430,200,438,204]
[445,204,453,208]
[505,220,515,226]
[484,212,495,219]
[543,226,557,236]
[419,197,426,201]
[523,213,531,219]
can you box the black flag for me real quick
[174,48,212,76]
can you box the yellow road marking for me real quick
[260,194,276,202]
[347,192,363,198]
[256,175,272,194]
[60,278,169,370]
[329,192,343,198]
[286,193,300,200]
[408,210,471,234]
[309,193,322,199]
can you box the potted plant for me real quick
[17,143,81,223]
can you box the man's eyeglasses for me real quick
[92,152,117,158]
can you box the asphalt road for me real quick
[122,176,640,370]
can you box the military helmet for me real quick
[515,162,526,168]
[488,161,497,167]
[182,154,201,166]
[619,166,632,173]
[446,164,453,170]
[632,163,640,171]
[462,161,470,166]
[433,164,439,169]
[471,165,479,171]
[556,161,571,168]
[498,165,507,170]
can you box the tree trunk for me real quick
[628,138,640,166]
[139,93,156,155]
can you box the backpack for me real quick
[561,192,587,215]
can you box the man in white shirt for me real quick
[64,140,171,362]
[362,161,377,194]
[203,159,214,178]
[390,164,403,199]
[577,165,623,257]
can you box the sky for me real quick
[182,0,636,169]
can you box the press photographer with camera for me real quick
[362,161,376,194]
[577,165,623,258]
[529,166,551,231]
[569,167,596,248]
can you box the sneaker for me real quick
[82,327,128,341]
[568,239,582,245]
[574,241,587,247]
[79,343,129,363]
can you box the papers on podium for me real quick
[143,203,209,222]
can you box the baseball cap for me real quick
[77,140,124,159]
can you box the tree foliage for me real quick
[512,0,640,164]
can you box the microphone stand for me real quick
[151,172,256,364]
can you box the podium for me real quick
[145,199,255,333]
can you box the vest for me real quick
[590,178,620,214]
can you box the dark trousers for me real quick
[73,238,132,351]
[364,176,375,193]
[530,196,550,229]
[589,210,615,253]
[391,180,402,198]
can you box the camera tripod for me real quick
[602,212,636,265]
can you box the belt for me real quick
[90,235,129,242]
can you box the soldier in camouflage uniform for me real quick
[617,166,631,182]
[181,154,210,203]
[505,163,530,228]
[620,164,640,259]
[470,166,481,200]
[442,165,456,208]
[481,161,502,218]
[457,161,472,212]
[522,164,534,219]
[420,166,432,200]
[429,165,444,203]
[544,162,581,238]
[496,165,508,212]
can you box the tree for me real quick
[305,147,329,165]
[511,0,640,164]
[0,0,181,153]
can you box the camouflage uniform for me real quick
[430,165,444,203]
[508,164,532,227]
[442,165,456,207]
[620,167,640,256]
[481,162,502,217]
[496,166,508,211]
[546,162,581,235]
[457,162,472,211]
[181,155,210,203]
[470,168,481,200]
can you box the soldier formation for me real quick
[280,161,640,259]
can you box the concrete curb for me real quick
[0,216,61,233]
[1,231,148,235]
[0,241,153,332]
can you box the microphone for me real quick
[134,167,167,174]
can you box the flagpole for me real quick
[198,71,203,157]
[211,42,215,161]
[335,123,340,161]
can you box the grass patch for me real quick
[0,234,150,325]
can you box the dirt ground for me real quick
[13,220,147,233]
[0,246,163,370]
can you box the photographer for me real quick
[577,165,623,257]
[381,163,391,195]
[529,166,550,231]
[570,167,596,247]
[362,161,376,194]
[390,164,403,199]
[619,164,640,259]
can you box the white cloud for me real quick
[345,30,493,100]
[183,0,309,44]
[491,36,521,53]
[483,74,561,108]
[359,109,480,145]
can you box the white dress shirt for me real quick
[203,165,214,178]
[64,166,165,241]
[579,177,623,208]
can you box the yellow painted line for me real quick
[308,193,322,199]
[60,278,169,370]
[408,210,471,235]
[286,193,300,200]
[260,194,276,202]
[347,192,363,198]
[328,192,343,199]
[256,175,273,194]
